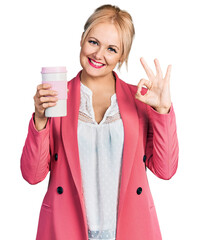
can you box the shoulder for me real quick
[67,75,77,87]
[67,70,82,87]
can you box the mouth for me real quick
[88,58,105,69]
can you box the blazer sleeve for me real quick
[145,104,179,180]
[20,113,51,184]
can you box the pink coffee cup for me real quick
[41,66,67,117]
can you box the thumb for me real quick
[135,91,147,103]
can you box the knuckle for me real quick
[37,84,43,91]
[39,89,44,96]
[34,95,38,102]
[42,102,47,108]
[38,89,42,96]
[40,97,44,102]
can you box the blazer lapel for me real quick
[61,70,139,225]
[114,72,139,221]
[61,71,83,198]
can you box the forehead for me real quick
[87,22,121,47]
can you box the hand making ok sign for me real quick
[135,57,172,114]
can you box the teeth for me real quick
[90,59,104,66]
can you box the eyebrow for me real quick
[89,37,120,50]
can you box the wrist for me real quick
[33,113,48,131]
[153,105,171,114]
[34,113,47,121]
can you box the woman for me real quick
[21,4,179,240]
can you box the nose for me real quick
[93,46,105,60]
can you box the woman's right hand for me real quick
[33,83,58,131]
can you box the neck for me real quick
[80,70,116,93]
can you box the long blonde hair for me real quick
[81,4,135,70]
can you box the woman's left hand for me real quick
[135,57,172,114]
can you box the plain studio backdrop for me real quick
[0,0,198,239]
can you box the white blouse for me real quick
[77,81,124,240]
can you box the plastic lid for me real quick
[41,66,67,74]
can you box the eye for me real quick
[108,47,117,53]
[88,40,98,45]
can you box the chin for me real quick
[84,68,111,78]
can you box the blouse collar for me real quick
[79,81,119,124]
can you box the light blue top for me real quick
[77,81,124,240]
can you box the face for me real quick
[80,22,122,79]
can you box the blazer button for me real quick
[143,155,146,163]
[55,153,58,161]
[57,186,63,194]
[137,187,142,195]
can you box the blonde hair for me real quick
[81,4,135,70]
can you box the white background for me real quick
[0,0,198,239]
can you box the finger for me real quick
[37,83,52,91]
[42,102,57,109]
[165,64,172,82]
[39,96,58,105]
[140,57,155,79]
[135,89,148,103]
[137,78,152,93]
[154,58,163,78]
[135,79,151,103]
[37,89,58,97]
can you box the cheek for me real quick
[79,50,83,63]
[81,42,94,56]
[106,55,120,65]
[80,47,86,57]
[79,49,87,67]
[80,47,89,64]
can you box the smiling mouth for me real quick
[88,58,105,69]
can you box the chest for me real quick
[92,92,114,124]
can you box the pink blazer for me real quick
[21,70,179,240]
